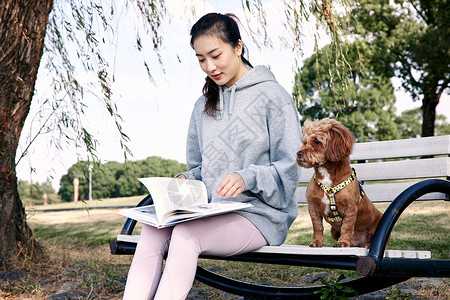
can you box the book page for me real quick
[162,201,250,224]
[118,205,160,227]
[138,177,207,222]
[119,200,252,228]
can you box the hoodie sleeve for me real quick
[183,103,203,181]
[236,92,302,209]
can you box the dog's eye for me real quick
[314,140,322,145]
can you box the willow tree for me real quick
[0,0,53,268]
[0,0,165,269]
[0,0,354,269]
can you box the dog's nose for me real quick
[297,151,303,160]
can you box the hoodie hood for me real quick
[218,65,276,118]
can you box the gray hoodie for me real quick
[182,65,302,246]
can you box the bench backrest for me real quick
[295,135,450,203]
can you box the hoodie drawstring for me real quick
[219,87,224,118]
[219,84,237,119]
[229,85,236,116]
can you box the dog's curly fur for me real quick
[297,118,383,248]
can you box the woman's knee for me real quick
[170,224,202,254]
[138,225,172,254]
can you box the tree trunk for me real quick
[421,94,439,137]
[0,0,53,269]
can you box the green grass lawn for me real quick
[9,197,449,299]
[26,194,145,211]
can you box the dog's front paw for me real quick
[333,241,350,248]
[309,241,323,247]
[362,243,371,249]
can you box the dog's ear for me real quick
[325,121,354,162]
[302,119,312,135]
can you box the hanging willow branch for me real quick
[20,0,167,168]
[242,0,355,111]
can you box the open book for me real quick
[118,177,252,228]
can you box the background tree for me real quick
[435,115,450,136]
[58,156,187,202]
[294,43,400,141]
[394,108,423,139]
[395,108,450,138]
[18,179,58,206]
[348,0,450,137]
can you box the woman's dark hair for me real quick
[190,13,252,118]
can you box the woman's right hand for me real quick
[216,173,245,199]
[176,174,187,179]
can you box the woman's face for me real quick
[193,35,247,88]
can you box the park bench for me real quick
[110,135,450,299]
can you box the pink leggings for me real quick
[123,213,267,300]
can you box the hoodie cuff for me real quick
[236,169,256,191]
[176,172,196,180]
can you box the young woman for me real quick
[123,13,302,299]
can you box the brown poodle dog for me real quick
[297,118,383,248]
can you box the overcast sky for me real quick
[16,0,449,189]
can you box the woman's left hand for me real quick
[216,173,245,198]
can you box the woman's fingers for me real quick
[216,173,245,198]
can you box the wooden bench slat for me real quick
[117,234,140,243]
[295,182,450,203]
[299,157,450,183]
[353,157,450,181]
[253,245,431,259]
[116,235,431,259]
[350,135,450,161]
